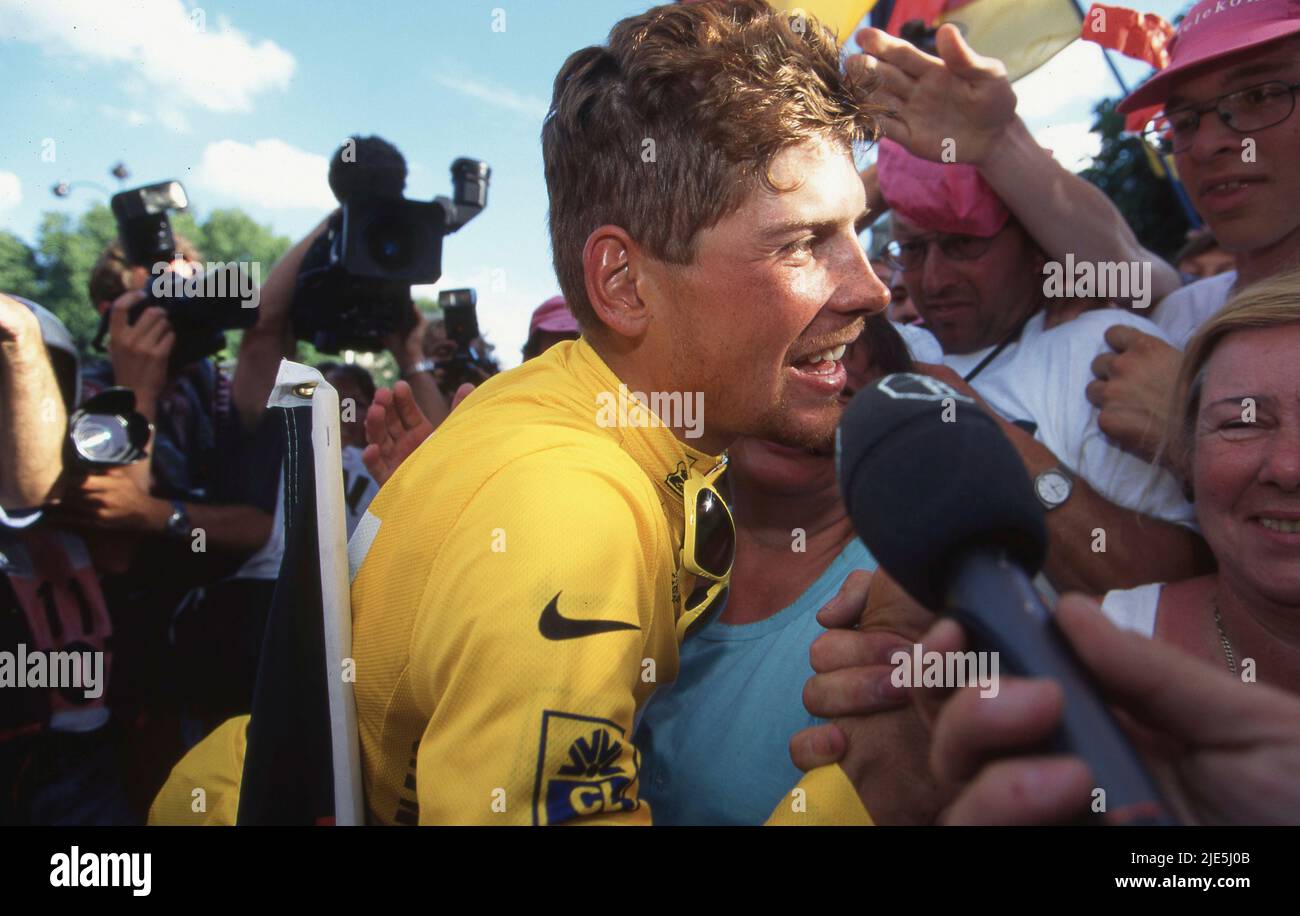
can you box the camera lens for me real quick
[71,414,133,464]
[366,218,413,272]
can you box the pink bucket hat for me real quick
[528,295,578,336]
[875,138,1011,238]
[1118,0,1300,114]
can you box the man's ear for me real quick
[582,225,652,341]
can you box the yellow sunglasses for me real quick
[676,456,735,641]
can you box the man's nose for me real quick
[919,242,965,295]
[1182,108,1243,166]
[830,238,889,318]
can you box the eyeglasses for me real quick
[676,456,735,641]
[883,228,1001,272]
[1143,80,1300,155]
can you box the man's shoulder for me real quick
[1157,271,1237,310]
[1153,272,1237,348]
[1031,308,1173,354]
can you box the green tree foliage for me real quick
[1081,98,1192,262]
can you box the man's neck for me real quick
[1234,224,1300,286]
[596,339,731,455]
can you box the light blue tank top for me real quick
[636,538,875,825]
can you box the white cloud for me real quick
[0,0,295,113]
[194,139,334,211]
[99,105,150,128]
[0,171,21,212]
[156,106,193,135]
[433,74,549,120]
[1032,121,1102,172]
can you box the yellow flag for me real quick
[771,0,880,39]
[940,0,1080,82]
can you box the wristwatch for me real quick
[1033,466,1074,511]
[164,500,193,540]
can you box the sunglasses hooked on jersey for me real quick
[677,455,735,641]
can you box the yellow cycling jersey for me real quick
[348,336,870,825]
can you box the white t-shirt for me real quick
[1100,582,1163,637]
[1152,271,1237,349]
[943,310,1198,529]
[894,321,944,364]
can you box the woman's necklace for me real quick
[1211,594,1237,676]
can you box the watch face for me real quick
[1036,470,1071,506]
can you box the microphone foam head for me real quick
[836,373,1048,611]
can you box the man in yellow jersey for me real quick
[348,0,889,825]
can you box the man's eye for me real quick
[784,236,815,255]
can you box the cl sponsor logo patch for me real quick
[532,711,640,825]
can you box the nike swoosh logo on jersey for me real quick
[538,592,640,641]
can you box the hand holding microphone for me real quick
[835,372,1174,825]
[920,594,1300,826]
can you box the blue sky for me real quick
[0,0,1190,365]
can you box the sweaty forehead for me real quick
[742,137,865,223]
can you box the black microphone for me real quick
[837,372,1175,825]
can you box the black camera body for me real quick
[132,266,259,369]
[102,181,259,368]
[110,180,188,267]
[292,158,490,354]
[435,287,493,392]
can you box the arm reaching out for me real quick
[851,24,1181,309]
[0,294,66,508]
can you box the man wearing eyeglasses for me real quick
[1088,0,1300,464]
[871,141,1206,597]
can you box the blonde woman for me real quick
[1100,266,1300,693]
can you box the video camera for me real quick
[96,180,259,368]
[292,157,490,354]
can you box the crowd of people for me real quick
[3,0,1300,827]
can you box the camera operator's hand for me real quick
[53,466,170,533]
[363,379,474,486]
[924,595,1300,825]
[233,216,331,433]
[107,290,174,422]
[383,302,429,374]
[380,300,450,434]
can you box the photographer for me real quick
[61,240,276,567]
[53,238,282,743]
[0,295,137,824]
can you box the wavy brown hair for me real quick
[542,0,884,330]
